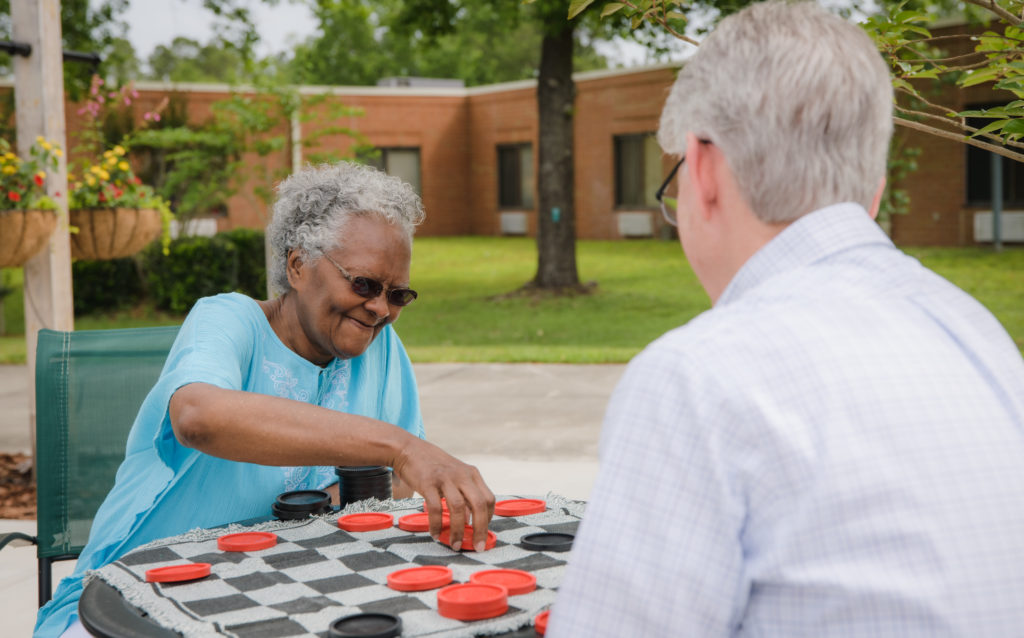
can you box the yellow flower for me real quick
[35,135,44,144]
[40,141,53,151]
[90,165,102,175]
[103,150,115,159]
[4,152,15,161]
[118,161,130,171]
[2,165,16,175]
[74,182,82,190]
[98,169,110,181]
[54,148,63,158]
[85,176,96,187]
[106,156,118,167]
[114,145,126,156]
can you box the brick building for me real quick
[7,54,1021,245]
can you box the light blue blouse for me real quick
[35,292,424,636]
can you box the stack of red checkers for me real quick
[145,563,211,583]
[438,525,496,551]
[397,511,450,532]
[386,565,453,591]
[494,498,546,517]
[534,609,550,635]
[469,569,537,595]
[337,512,394,532]
[217,531,277,552]
[437,582,508,621]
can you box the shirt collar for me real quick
[717,202,893,307]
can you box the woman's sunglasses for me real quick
[323,254,418,307]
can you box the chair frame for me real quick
[0,326,179,607]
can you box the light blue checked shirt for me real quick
[550,203,1024,637]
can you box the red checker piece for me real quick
[338,512,394,532]
[494,498,546,517]
[386,565,453,592]
[437,582,509,621]
[397,512,450,532]
[535,609,550,635]
[438,525,497,551]
[470,569,537,595]
[145,563,211,583]
[217,531,277,552]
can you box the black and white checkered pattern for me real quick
[87,495,584,637]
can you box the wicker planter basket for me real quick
[70,207,162,260]
[0,209,58,268]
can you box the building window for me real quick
[497,143,534,208]
[364,147,421,194]
[614,133,662,208]
[966,110,1024,207]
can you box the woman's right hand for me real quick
[391,438,495,552]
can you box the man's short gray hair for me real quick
[267,162,425,293]
[658,1,893,223]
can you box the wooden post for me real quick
[12,0,74,470]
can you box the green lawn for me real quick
[1,239,1022,364]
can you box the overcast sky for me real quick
[117,0,683,70]
[120,0,317,61]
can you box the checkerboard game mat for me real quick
[86,494,585,637]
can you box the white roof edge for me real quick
[0,63,682,95]
[573,62,681,83]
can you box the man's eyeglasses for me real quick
[323,254,418,307]
[655,139,712,227]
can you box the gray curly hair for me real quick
[267,162,425,294]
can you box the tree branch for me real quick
[895,117,1024,162]
[963,0,1024,27]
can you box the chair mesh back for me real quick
[34,327,180,559]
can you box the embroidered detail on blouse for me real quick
[320,359,352,412]
[262,358,311,402]
[266,357,352,492]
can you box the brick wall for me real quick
[3,46,1013,244]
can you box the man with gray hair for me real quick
[549,2,1024,636]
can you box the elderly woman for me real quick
[36,162,494,638]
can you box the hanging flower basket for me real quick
[0,208,58,267]
[69,207,163,260]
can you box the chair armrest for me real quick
[0,531,38,551]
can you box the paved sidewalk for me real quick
[0,361,625,635]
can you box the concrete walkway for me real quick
[0,361,625,635]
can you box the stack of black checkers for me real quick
[336,465,392,507]
[272,489,333,520]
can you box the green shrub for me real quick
[72,258,144,316]
[220,227,266,299]
[141,235,239,313]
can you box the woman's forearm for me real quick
[169,382,406,467]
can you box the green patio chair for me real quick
[0,326,180,606]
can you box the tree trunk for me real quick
[533,23,580,289]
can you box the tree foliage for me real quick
[289,0,609,87]
[573,0,1024,164]
[0,0,131,99]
